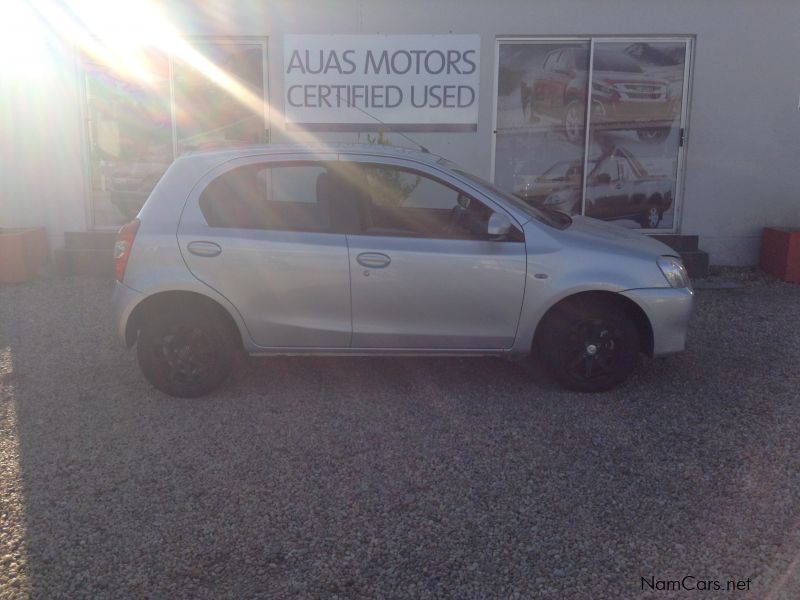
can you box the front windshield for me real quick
[454,169,571,229]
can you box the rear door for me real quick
[336,157,527,350]
[177,155,352,348]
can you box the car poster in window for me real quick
[495,40,688,230]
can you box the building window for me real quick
[494,37,691,231]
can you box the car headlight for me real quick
[657,256,691,289]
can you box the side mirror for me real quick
[487,212,512,237]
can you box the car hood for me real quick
[562,216,674,257]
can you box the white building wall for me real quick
[1,37,88,249]
[2,0,799,264]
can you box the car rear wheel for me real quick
[536,298,640,392]
[137,306,235,397]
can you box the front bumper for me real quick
[112,281,146,346]
[621,286,694,356]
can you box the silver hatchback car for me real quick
[112,144,693,397]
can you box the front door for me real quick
[336,159,527,350]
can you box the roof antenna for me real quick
[342,94,431,154]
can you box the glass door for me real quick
[493,37,691,232]
[82,49,172,226]
[82,39,269,228]
[582,40,690,230]
[172,41,268,155]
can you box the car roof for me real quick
[175,143,446,170]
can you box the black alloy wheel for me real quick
[137,307,235,397]
[537,298,640,392]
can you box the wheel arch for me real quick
[125,290,245,350]
[532,290,654,357]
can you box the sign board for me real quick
[283,34,480,131]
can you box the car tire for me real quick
[563,100,585,144]
[638,206,663,229]
[536,297,640,392]
[136,305,235,397]
[636,127,670,142]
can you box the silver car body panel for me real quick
[113,144,692,359]
[347,234,526,349]
[621,287,694,355]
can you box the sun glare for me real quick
[16,0,268,115]
[0,2,51,81]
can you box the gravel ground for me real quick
[1,274,799,599]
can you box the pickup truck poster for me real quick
[495,40,687,230]
[284,34,480,131]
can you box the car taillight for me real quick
[114,218,140,282]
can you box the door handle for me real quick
[356,252,391,269]
[187,241,222,257]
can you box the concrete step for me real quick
[59,231,117,276]
[64,231,117,251]
[55,248,115,277]
[650,234,699,252]
[679,249,710,279]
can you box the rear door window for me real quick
[199,163,331,232]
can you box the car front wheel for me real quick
[536,298,640,392]
[638,206,663,229]
[137,306,235,397]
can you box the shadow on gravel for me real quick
[1,276,799,598]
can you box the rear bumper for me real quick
[112,281,146,346]
[621,286,694,356]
